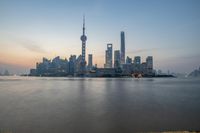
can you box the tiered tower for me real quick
[80,16,87,74]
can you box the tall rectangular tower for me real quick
[134,56,141,65]
[88,54,93,70]
[114,50,120,68]
[104,44,113,68]
[120,31,125,64]
[146,56,153,75]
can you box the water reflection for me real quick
[0,77,200,133]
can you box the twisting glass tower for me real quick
[80,16,87,74]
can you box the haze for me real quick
[0,0,200,74]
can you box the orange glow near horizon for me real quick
[0,34,106,68]
[0,46,105,68]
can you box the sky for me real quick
[0,0,200,74]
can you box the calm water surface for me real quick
[0,76,200,133]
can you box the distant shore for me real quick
[20,74,175,78]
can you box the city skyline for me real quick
[0,0,200,74]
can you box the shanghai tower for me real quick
[80,16,87,74]
[120,31,125,64]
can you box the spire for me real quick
[83,15,85,35]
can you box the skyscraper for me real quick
[133,56,141,73]
[134,56,141,65]
[120,31,125,64]
[80,16,87,74]
[146,56,153,75]
[126,56,132,64]
[104,44,113,68]
[69,55,76,75]
[114,50,120,68]
[88,54,93,70]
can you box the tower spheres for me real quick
[80,16,87,74]
[29,16,155,77]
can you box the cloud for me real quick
[126,48,158,54]
[20,40,46,53]
[0,32,46,54]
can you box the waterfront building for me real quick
[69,55,76,75]
[134,56,141,65]
[88,54,93,70]
[42,57,51,70]
[96,68,117,77]
[146,56,153,75]
[30,69,36,76]
[63,58,69,74]
[114,50,120,68]
[30,56,69,76]
[104,44,113,68]
[122,64,132,75]
[132,56,141,73]
[51,57,68,74]
[36,58,50,75]
[126,56,132,64]
[75,55,82,74]
[52,56,61,69]
[141,62,147,74]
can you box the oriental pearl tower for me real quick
[80,15,87,74]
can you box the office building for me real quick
[88,54,93,70]
[69,55,76,75]
[146,56,153,75]
[114,50,120,68]
[134,56,141,65]
[120,31,125,64]
[104,44,113,68]
[126,56,132,64]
